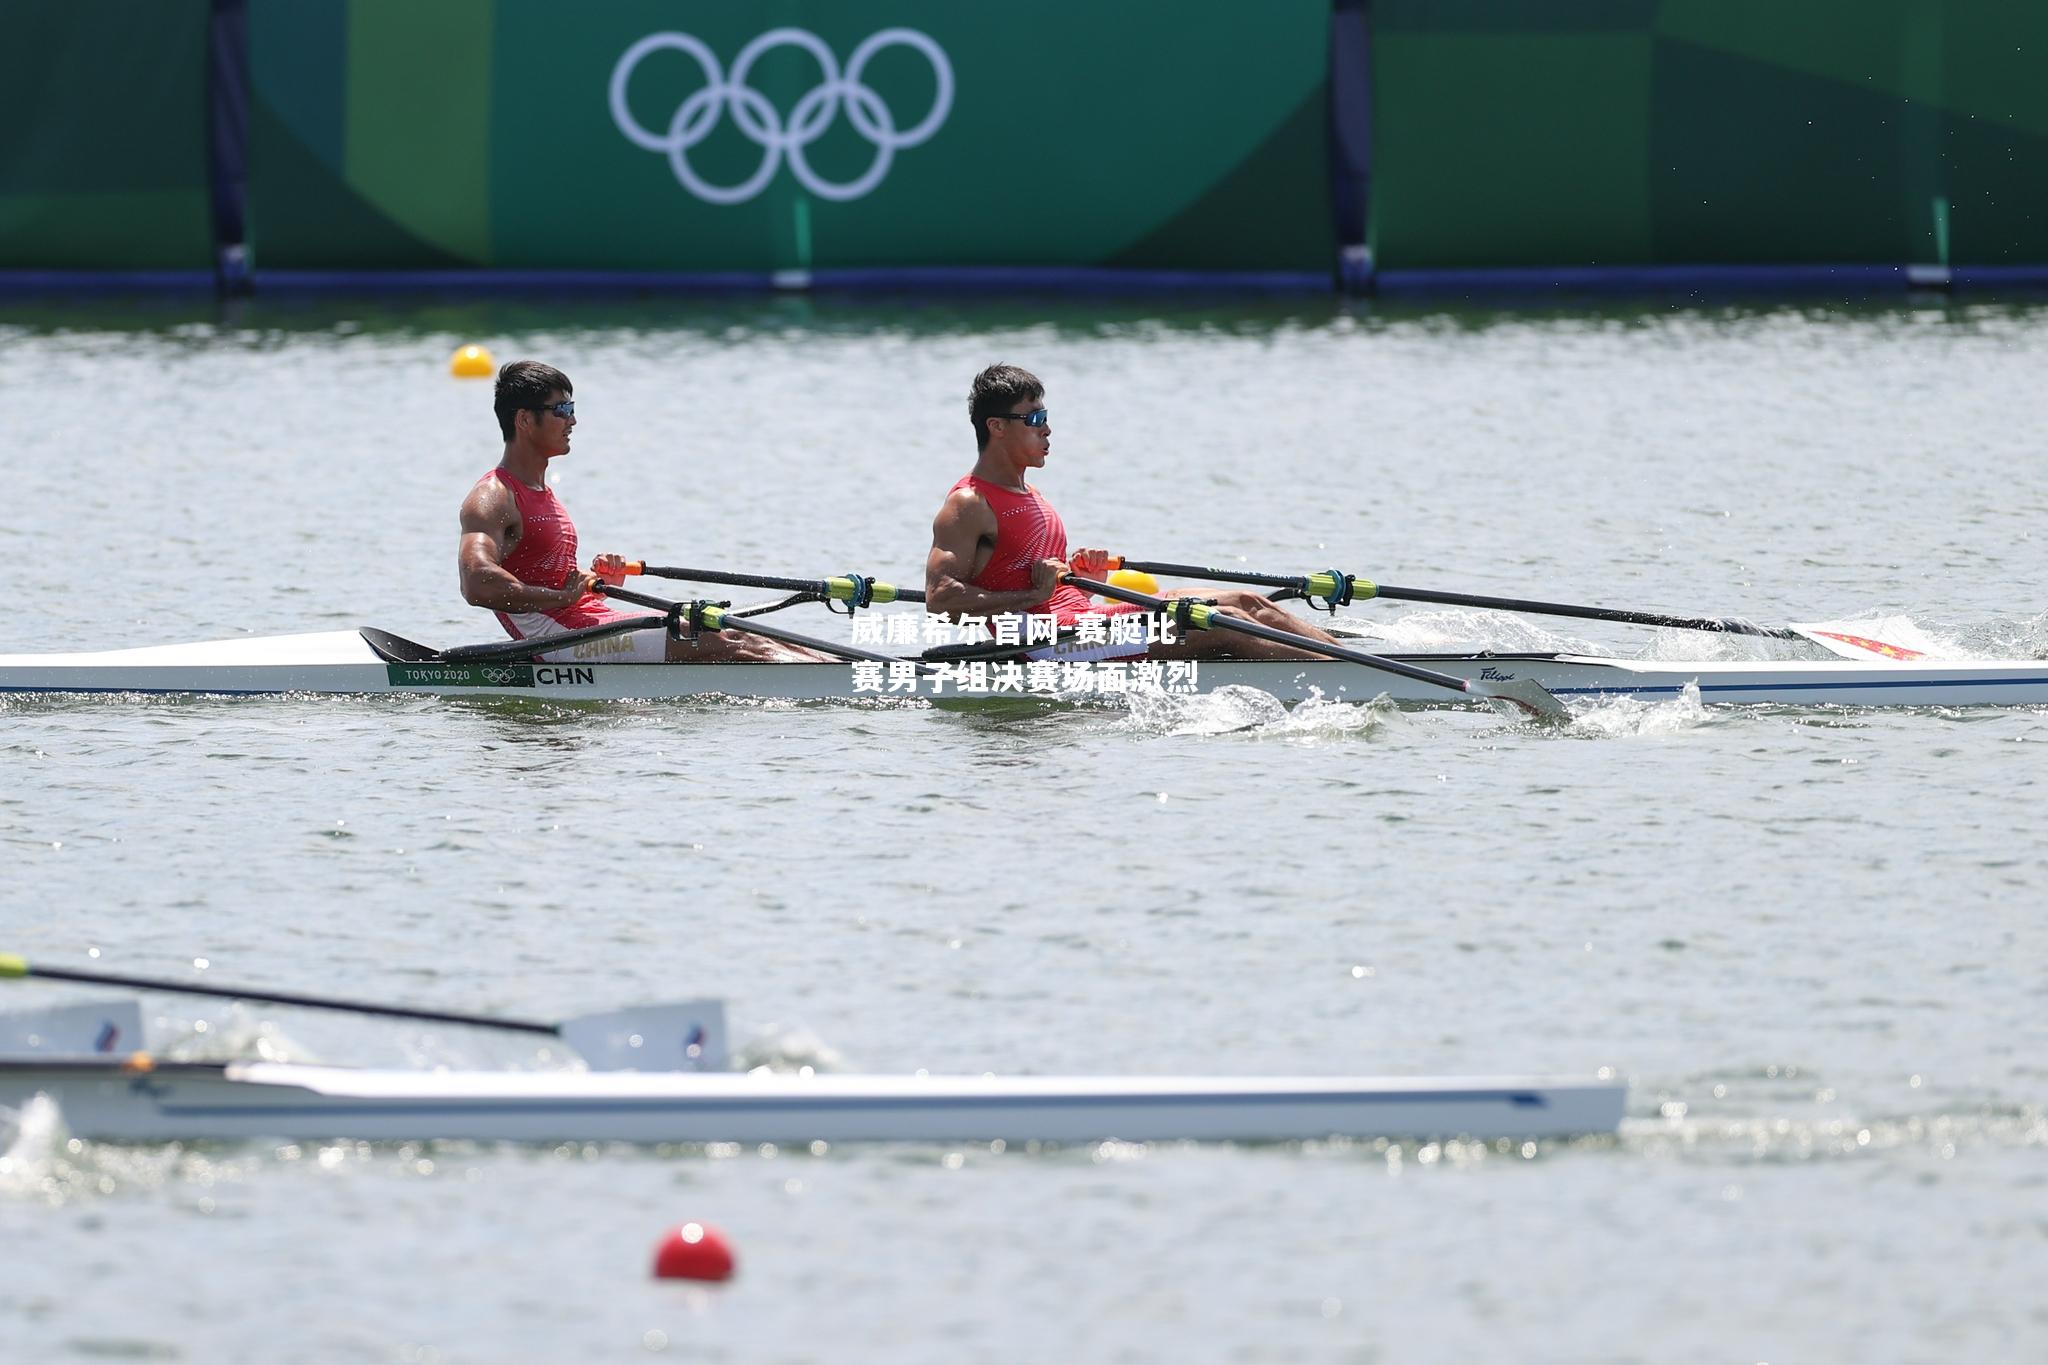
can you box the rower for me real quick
[923,364,1346,661]
[456,361,827,664]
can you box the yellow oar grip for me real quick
[697,604,729,631]
[1181,602,1217,630]
[1349,577,1379,601]
[1305,572,1344,600]
[0,954,28,978]
[825,576,903,605]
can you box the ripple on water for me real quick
[6,296,2048,1363]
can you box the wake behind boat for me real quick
[1,626,2045,708]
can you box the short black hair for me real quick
[968,364,1043,451]
[494,360,572,441]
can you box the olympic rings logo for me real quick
[608,28,954,205]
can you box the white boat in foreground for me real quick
[0,1055,1624,1144]
[0,628,2044,707]
[0,996,1621,1144]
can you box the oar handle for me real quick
[0,957,558,1037]
[613,563,817,592]
[1102,557,1313,593]
[606,563,921,605]
[601,583,691,614]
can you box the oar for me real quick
[596,583,931,668]
[1061,574,1571,722]
[601,562,925,610]
[0,954,726,1071]
[1087,557,1805,641]
[428,594,836,666]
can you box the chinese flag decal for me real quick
[1810,632,1926,660]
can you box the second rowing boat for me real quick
[0,995,1622,1144]
[0,1055,1624,1144]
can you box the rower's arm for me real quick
[925,487,1056,620]
[458,481,589,614]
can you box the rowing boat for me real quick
[1,628,2044,707]
[0,994,1622,1143]
[0,1056,1623,1143]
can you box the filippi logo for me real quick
[609,28,955,204]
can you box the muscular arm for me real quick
[924,487,1061,620]
[457,478,592,614]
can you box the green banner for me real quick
[0,1,214,270]
[249,0,1332,274]
[1371,0,2048,272]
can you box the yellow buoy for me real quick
[449,344,496,378]
[1106,568,1161,597]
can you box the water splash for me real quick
[1566,680,1713,737]
[1120,683,1289,735]
[1119,684,1396,739]
[1,1095,238,1205]
[1331,608,1597,654]
[1990,609,2048,659]
[1333,604,2042,666]
[1265,687,1403,739]
[735,1026,845,1075]
[151,1005,318,1065]
[0,1094,72,1201]
[1638,626,1803,663]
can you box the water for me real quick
[2,292,2045,1362]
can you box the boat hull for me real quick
[0,1060,1624,1144]
[1,630,2044,707]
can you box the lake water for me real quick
[1,290,2044,1363]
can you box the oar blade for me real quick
[556,1000,728,1073]
[1469,677,1573,724]
[1785,620,1933,661]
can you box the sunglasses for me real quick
[997,408,1048,427]
[526,400,576,419]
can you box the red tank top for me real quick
[951,474,1095,621]
[481,467,615,630]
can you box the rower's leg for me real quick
[1211,590,1343,645]
[1148,589,1343,662]
[664,631,836,664]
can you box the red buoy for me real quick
[652,1222,735,1281]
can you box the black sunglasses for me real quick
[997,408,1048,427]
[526,400,575,419]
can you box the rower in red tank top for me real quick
[925,365,1348,663]
[456,361,828,665]
[944,474,1098,624]
[478,467,634,640]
